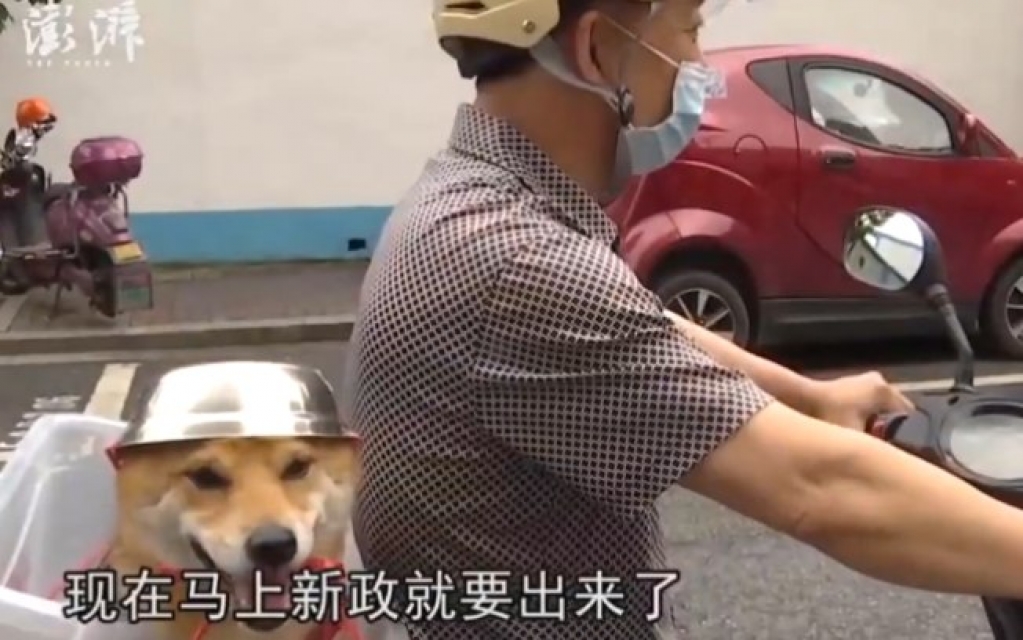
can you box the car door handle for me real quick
[820,147,857,169]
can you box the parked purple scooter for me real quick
[0,110,154,318]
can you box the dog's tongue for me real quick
[234,569,291,612]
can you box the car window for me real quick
[804,67,953,154]
[748,59,794,111]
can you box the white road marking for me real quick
[84,363,139,420]
[0,365,138,464]
[895,373,1023,392]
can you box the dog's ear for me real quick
[317,437,361,485]
[111,443,191,508]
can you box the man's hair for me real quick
[450,0,595,86]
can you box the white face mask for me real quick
[622,58,723,173]
[529,19,725,177]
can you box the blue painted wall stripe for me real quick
[131,206,393,264]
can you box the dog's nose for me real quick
[245,525,298,567]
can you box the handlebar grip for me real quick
[866,412,906,439]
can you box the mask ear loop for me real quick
[600,6,679,128]
[529,35,633,126]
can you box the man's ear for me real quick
[570,8,639,89]
[564,10,606,86]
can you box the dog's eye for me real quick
[186,466,230,490]
[281,457,312,481]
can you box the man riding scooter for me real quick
[343,0,1023,638]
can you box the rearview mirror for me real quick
[958,113,979,150]
[12,128,36,159]
[843,206,974,392]
[843,207,937,293]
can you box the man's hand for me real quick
[809,372,914,430]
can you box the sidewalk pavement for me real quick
[0,261,368,355]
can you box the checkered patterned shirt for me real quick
[342,104,773,639]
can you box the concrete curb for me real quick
[0,314,357,355]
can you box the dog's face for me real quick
[113,436,359,633]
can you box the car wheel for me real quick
[981,257,1023,359]
[654,270,752,347]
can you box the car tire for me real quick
[981,257,1023,359]
[653,270,753,347]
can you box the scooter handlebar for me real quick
[865,412,908,439]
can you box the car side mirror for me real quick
[958,113,979,151]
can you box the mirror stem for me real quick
[925,284,975,392]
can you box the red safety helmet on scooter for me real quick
[14,97,56,130]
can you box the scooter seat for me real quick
[42,182,72,207]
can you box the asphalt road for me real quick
[1,338,1021,639]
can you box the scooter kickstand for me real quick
[47,271,64,321]
[47,290,62,321]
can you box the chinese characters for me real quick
[21,0,144,67]
[63,568,682,625]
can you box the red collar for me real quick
[156,559,365,640]
[179,593,364,640]
[307,617,362,640]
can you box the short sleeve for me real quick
[472,227,773,516]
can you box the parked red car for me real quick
[608,44,1023,356]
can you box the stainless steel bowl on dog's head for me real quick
[116,361,357,450]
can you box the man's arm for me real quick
[664,310,822,416]
[474,227,773,516]
[477,225,1023,596]
[684,400,1023,597]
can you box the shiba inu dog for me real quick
[103,362,361,640]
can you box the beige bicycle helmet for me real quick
[434,0,566,78]
[433,0,561,50]
[434,0,657,78]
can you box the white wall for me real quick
[1,0,1019,217]
[0,0,471,214]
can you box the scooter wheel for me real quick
[0,279,29,296]
[0,263,29,295]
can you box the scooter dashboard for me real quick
[886,393,1023,489]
